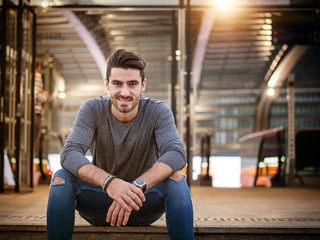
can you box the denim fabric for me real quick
[46,169,194,240]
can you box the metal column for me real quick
[287,74,295,186]
[185,0,192,186]
[0,0,9,193]
[171,11,178,125]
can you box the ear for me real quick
[105,78,109,90]
[141,78,147,92]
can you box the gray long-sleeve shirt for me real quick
[60,95,186,181]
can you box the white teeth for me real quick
[118,97,132,101]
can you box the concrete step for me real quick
[0,225,319,240]
[1,186,320,239]
[0,216,320,240]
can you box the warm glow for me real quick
[265,19,272,24]
[264,41,272,46]
[58,92,66,99]
[58,84,65,92]
[262,24,272,30]
[265,35,272,41]
[266,88,275,97]
[260,30,272,36]
[268,72,278,87]
[264,13,272,18]
[41,0,49,8]
[216,0,237,10]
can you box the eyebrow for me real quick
[111,80,140,84]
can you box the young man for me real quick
[46,49,194,240]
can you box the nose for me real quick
[120,85,130,97]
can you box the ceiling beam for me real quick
[255,45,310,131]
[191,9,216,91]
[63,10,106,80]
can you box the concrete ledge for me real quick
[1,223,320,240]
[0,224,170,240]
[1,186,320,239]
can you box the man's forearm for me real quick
[138,162,173,191]
[77,163,110,187]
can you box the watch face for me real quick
[135,179,145,186]
[134,179,146,192]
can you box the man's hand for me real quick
[106,201,132,226]
[77,164,145,226]
[107,178,146,216]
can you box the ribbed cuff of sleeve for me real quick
[60,151,92,177]
[157,151,186,172]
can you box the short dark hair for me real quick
[106,49,147,82]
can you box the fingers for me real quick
[122,210,131,226]
[106,201,132,227]
[115,197,132,212]
[116,207,125,227]
[105,179,147,227]
[106,201,116,223]
[124,185,147,210]
[112,189,142,212]
[111,203,120,226]
[107,179,145,212]
[130,184,146,203]
[122,194,140,211]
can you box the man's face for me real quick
[106,67,146,121]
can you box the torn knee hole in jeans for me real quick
[52,176,65,185]
[169,170,186,182]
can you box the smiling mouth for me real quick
[117,96,133,104]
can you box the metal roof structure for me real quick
[32,1,320,155]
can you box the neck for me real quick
[111,105,138,123]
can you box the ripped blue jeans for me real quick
[46,169,194,240]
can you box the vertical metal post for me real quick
[185,0,192,187]
[287,73,295,186]
[177,5,185,137]
[14,0,23,192]
[171,11,178,125]
[0,0,8,193]
[29,9,36,188]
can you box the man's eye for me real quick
[129,83,138,87]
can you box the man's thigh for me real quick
[127,190,165,226]
[75,184,113,226]
[126,171,188,226]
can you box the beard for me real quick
[110,94,140,113]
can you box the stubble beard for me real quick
[110,95,140,113]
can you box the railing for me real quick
[239,127,286,187]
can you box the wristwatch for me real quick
[133,179,147,193]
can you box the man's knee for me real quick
[52,176,65,185]
[51,169,74,185]
[169,170,186,182]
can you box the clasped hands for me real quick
[106,178,145,227]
